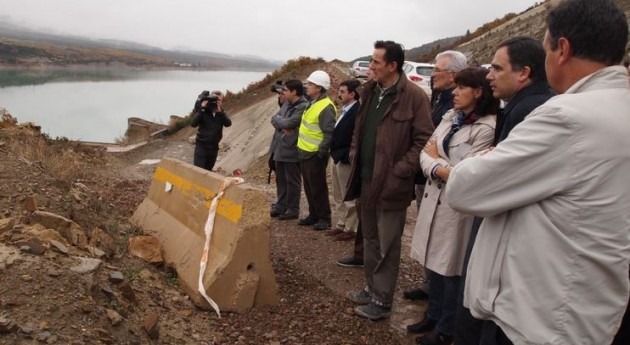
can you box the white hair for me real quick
[435,50,468,72]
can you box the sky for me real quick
[0,0,539,62]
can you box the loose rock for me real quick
[108,271,125,284]
[48,239,69,255]
[0,316,18,333]
[143,311,159,339]
[128,236,163,263]
[69,257,102,274]
[105,309,123,326]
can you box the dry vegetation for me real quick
[1,109,107,184]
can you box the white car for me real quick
[403,61,434,96]
[350,60,370,78]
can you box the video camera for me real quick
[270,80,284,94]
[194,90,220,112]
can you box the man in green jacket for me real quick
[345,40,433,320]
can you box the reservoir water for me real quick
[0,68,270,142]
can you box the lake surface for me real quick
[0,68,270,142]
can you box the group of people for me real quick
[190,0,630,344]
[267,70,363,242]
[266,0,630,344]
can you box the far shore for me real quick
[0,63,278,73]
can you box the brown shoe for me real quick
[325,229,344,236]
[335,232,355,241]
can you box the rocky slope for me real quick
[457,0,630,63]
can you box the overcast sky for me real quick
[0,0,538,62]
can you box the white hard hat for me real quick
[306,70,331,90]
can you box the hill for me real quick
[457,0,630,63]
[352,36,461,63]
[0,21,281,70]
[360,0,630,65]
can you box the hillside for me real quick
[0,21,280,70]
[457,0,630,63]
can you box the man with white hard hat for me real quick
[297,70,337,231]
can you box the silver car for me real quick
[350,60,370,78]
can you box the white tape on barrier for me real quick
[198,176,245,318]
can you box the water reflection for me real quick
[0,68,142,88]
[0,68,269,142]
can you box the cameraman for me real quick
[190,90,231,171]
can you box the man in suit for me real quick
[327,79,361,242]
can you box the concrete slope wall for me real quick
[216,96,279,174]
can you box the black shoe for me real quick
[298,216,317,226]
[313,221,331,231]
[407,317,436,334]
[270,207,284,218]
[354,303,392,320]
[337,256,364,268]
[404,287,429,301]
[416,330,452,345]
[278,212,299,220]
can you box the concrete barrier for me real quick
[131,158,278,313]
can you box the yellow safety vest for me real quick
[298,97,336,152]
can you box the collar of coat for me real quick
[360,73,413,105]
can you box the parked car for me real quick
[403,61,434,96]
[350,60,370,78]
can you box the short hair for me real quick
[374,40,405,73]
[546,0,628,66]
[435,50,468,73]
[284,79,304,97]
[454,67,500,117]
[340,79,362,100]
[497,36,547,82]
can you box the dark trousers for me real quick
[353,221,364,261]
[360,179,406,307]
[427,270,460,336]
[477,321,513,345]
[612,269,630,345]
[455,216,484,344]
[300,154,331,222]
[274,161,301,215]
[193,142,219,171]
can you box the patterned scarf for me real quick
[442,111,478,156]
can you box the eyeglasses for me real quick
[433,67,453,74]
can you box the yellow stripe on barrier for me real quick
[154,167,243,224]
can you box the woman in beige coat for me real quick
[408,68,499,345]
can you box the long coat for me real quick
[345,76,434,210]
[410,109,495,276]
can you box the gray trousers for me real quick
[360,179,407,307]
[274,161,301,215]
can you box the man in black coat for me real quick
[190,90,231,171]
[452,36,554,345]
